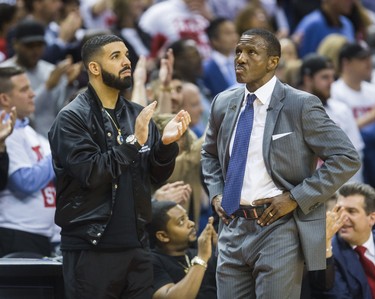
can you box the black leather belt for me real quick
[232,204,270,220]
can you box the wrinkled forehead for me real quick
[237,34,268,49]
[337,194,366,210]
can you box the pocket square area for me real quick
[272,132,293,141]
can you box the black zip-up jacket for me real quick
[48,85,178,247]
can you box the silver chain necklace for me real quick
[104,109,123,145]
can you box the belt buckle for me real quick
[243,207,257,220]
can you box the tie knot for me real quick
[355,245,367,255]
[247,94,257,107]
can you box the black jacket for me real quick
[48,85,178,247]
[0,151,9,191]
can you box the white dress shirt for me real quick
[354,233,375,266]
[229,76,282,205]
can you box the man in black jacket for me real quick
[48,34,191,299]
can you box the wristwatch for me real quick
[125,134,142,150]
[191,256,207,269]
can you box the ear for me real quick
[267,56,280,71]
[0,93,11,109]
[87,61,101,76]
[369,211,375,227]
[155,230,170,244]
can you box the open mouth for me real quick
[189,229,197,238]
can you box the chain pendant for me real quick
[117,130,123,145]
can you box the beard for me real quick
[101,66,132,91]
[17,54,38,69]
[311,87,329,106]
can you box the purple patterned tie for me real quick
[222,94,256,215]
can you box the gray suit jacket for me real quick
[201,79,361,271]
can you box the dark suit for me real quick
[314,230,374,299]
[202,59,231,98]
[201,79,361,298]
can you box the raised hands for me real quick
[197,216,217,263]
[159,48,174,88]
[153,181,192,205]
[46,56,74,90]
[161,110,191,145]
[131,55,148,106]
[326,204,346,242]
[325,204,346,257]
[135,101,158,145]
[0,107,16,152]
[135,101,190,146]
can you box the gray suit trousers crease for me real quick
[216,215,304,299]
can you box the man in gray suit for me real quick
[201,28,361,298]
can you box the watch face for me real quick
[126,134,135,144]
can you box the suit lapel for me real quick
[335,235,371,296]
[263,80,285,172]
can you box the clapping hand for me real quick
[159,48,174,88]
[135,101,158,145]
[153,181,192,205]
[197,216,216,263]
[0,107,16,151]
[133,55,147,86]
[161,110,191,145]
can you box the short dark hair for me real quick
[338,42,372,71]
[242,28,281,57]
[168,39,198,59]
[300,54,334,78]
[206,17,230,40]
[338,182,375,215]
[0,66,25,93]
[81,34,123,69]
[147,200,177,248]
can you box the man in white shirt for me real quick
[300,53,365,183]
[331,42,375,189]
[0,66,57,257]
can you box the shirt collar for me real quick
[244,76,277,105]
[359,233,375,257]
[15,117,29,128]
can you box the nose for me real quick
[340,208,351,221]
[236,51,246,64]
[188,220,195,228]
[122,55,131,67]
[29,89,35,98]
